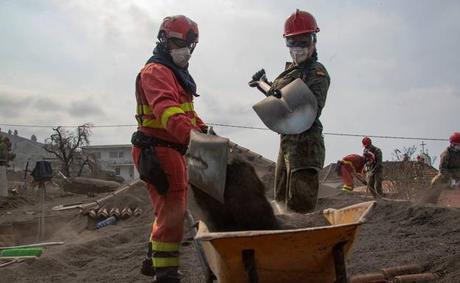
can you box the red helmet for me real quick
[362,137,372,147]
[158,15,199,44]
[283,9,320,38]
[450,132,460,144]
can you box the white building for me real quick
[0,130,53,171]
[82,144,138,181]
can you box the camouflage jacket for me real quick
[364,145,383,173]
[439,146,460,177]
[270,59,330,170]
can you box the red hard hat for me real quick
[158,15,199,43]
[283,9,320,38]
[450,132,460,144]
[362,137,372,147]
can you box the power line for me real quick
[0,123,136,128]
[0,122,449,141]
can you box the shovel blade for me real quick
[187,131,229,203]
[253,78,318,134]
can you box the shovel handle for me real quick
[249,80,274,97]
[249,69,273,96]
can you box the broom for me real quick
[0,247,44,258]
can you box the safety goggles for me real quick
[285,34,314,48]
[170,37,196,49]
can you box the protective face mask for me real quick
[170,47,191,68]
[289,47,309,65]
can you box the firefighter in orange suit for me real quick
[337,152,374,192]
[131,15,206,283]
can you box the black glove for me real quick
[252,69,266,82]
[200,125,216,135]
[200,125,209,133]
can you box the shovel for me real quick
[249,69,318,134]
[187,130,229,203]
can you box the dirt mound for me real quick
[321,161,439,200]
[383,161,438,200]
[62,177,121,194]
[189,155,278,232]
[2,144,460,282]
[348,199,460,282]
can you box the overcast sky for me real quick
[1,0,459,166]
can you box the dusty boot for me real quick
[153,267,181,283]
[140,242,155,277]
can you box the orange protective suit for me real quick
[340,154,366,191]
[132,62,205,272]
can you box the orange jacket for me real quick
[135,63,205,145]
[342,154,366,174]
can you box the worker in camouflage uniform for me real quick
[268,10,330,213]
[424,132,460,204]
[362,137,384,198]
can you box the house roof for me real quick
[82,144,132,150]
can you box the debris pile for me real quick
[1,144,460,282]
[189,155,278,232]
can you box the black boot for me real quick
[140,242,155,277]
[153,267,181,283]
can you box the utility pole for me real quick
[420,141,426,154]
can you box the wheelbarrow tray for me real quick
[195,201,375,283]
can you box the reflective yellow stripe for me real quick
[151,241,180,252]
[136,105,153,115]
[143,105,153,114]
[161,106,185,128]
[152,257,179,267]
[180,102,194,112]
[137,103,196,128]
[341,160,356,172]
[142,118,163,128]
[342,185,353,192]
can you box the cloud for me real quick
[1,0,459,166]
[68,99,106,118]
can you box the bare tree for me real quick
[43,123,92,177]
[392,145,417,161]
[0,136,15,166]
[0,136,15,197]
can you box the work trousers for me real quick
[340,163,355,192]
[274,151,319,213]
[132,146,187,281]
[367,170,383,198]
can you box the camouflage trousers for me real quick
[367,170,383,199]
[274,129,325,213]
[274,152,319,213]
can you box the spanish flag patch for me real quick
[316,70,326,77]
